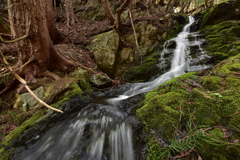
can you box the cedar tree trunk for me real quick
[8,0,75,82]
[65,0,76,27]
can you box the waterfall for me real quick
[18,16,212,160]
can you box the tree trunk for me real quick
[8,0,75,82]
[65,0,76,27]
[46,0,65,44]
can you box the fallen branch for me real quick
[0,50,63,113]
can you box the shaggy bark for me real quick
[8,0,75,82]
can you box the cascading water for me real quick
[17,16,212,160]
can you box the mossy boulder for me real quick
[200,20,240,62]
[199,0,240,29]
[123,21,167,57]
[87,30,120,77]
[13,78,82,112]
[0,77,87,159]
[137,54,240,159]
[122,52,162,82]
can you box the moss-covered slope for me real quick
[137,54,240,159]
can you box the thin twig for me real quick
[128,9,142,65]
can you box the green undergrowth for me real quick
[137,54,240,159]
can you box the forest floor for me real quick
[0,9,166,142]
[0,13,113,141]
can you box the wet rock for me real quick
[87,30,120,77]
[173,15,187,25]
[90,74,112,88]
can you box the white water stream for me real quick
[20,16,212,160]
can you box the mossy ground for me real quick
[137,54,240,159]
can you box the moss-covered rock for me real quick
[122,52,162,82]
[87,30,120,77]
[200,20,240,62]
[122,21,167,57]
[199,0,240,29]
[136,54,240,159]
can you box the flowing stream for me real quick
[18,16,212,160]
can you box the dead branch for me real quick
[0,34,28,43]
[102,0,115,25]
[0,50,63,113]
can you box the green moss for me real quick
[200,76,222,91]
[229,113,240,129]
[1,110,46,147]
[200,20,240,61]
[137,58,240,157]
[0,148,15,160]
[137,72,197,141]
